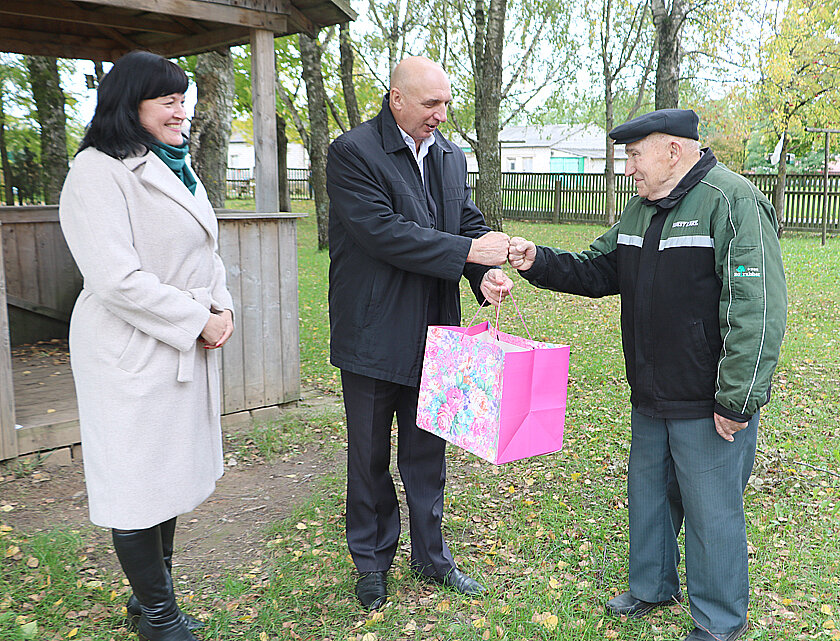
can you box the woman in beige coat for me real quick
[59,51,233,641]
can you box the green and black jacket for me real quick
[521,151,787,421]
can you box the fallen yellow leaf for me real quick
[5,545,20,558]
[20,620,38,639]
[67,629,78,638]
[365,611,384,625]
[823,604,834,615]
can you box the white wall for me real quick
[501,146,552,172]
[227,142,310,171]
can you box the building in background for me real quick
[450,124,628,174]
[228,130,310,171]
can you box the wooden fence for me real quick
[226,168,310,201]
[465,172,840,232]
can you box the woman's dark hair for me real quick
[78,50,189,159]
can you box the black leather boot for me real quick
[112,525,198,641]
[126,518,203,631]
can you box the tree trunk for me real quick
[0,93,14,205]
[651,0,685,110]
[276,112,291,212]
[299,33,331,250]
[25,55,68,204]
[339,22,362,129]
[190,49,234,209]
[773,129,789,236]
[604,74,616,226]
[472,0,507,232]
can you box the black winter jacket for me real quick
[521,152,787,421]
[326,97,492,386]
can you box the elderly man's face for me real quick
[390,75,451,149]
[624,136,674,200]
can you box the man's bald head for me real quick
[390,57,449,94]
[389,57,452,150]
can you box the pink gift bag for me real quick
[417,306,569,464]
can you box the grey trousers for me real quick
[627,408,758,633]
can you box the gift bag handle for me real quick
[464,286,533,342]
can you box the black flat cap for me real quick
[609,109,699,144]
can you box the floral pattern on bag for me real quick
[418,324,556,463]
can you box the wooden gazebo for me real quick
[0,0,355,461]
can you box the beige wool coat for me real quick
[59,147,234,530]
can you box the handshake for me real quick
[467,231,537,271]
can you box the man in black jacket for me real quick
[326,56,512,610]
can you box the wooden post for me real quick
[0,222,18,460]
[251,28,279,214]
[805,127,839,247]
[822,134,829,247]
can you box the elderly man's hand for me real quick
[714,413,748,442]
[508,237,536,271]
[467,231,510,265]
[480,268,514,307]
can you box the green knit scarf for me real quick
[149,139,197,195]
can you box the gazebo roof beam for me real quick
[76,0,290,33]
[0,1,193,36]
[0,26,122,60]
[151,26,256,58]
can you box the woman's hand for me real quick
[200,309,234,348]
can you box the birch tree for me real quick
[24,55,68,204]
[597,0,653,223]
[299,32,331,250]
[191,48,235,208]
[426,0,576,230]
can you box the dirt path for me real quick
[0,388,343,581]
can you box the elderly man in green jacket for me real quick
[508,109,787,641]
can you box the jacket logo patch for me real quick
[733,265,761,277]
[672,219,700,228]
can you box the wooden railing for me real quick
[0,206,304,460]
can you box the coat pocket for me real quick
[116,328,158,374]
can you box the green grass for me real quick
[2,204,838,640]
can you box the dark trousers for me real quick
[628,408,758,633]
[341,369,456,576]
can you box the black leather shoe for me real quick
[683,621,748,641]
[605,590,683,619]
[419,568,486,595]
[355,572,388,610]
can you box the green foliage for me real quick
[754,0,840,138]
